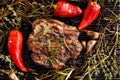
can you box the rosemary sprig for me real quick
[77,25,119,80]
[35,68,75,80]
[0,0,119,80]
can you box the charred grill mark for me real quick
[27,19,83,69]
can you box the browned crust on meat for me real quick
[27,19,83,69]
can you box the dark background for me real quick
[0,0,119,79]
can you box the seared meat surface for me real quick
[27,19,83,69]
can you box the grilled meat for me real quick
[84,30,100,40]
[27,19,83,69]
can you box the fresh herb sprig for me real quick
[0,0,119,80]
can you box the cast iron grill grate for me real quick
[22,1,120,79]
[0,0,119,79]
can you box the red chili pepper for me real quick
[7,30,28,72]
[78,0,101,30]
[54,0,82,18]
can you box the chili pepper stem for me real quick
[53,4,57,9]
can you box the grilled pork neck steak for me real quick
[27,19,83,69]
